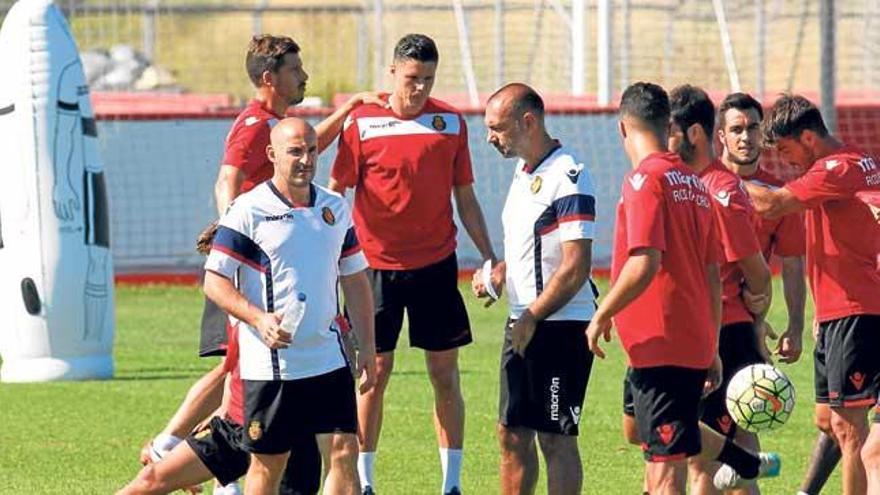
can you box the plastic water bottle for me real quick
[281,292,307,335]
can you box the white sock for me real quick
[358,451,376,489]
[439,448,463,493]
[150,433,182,461]
[797,492,811,495]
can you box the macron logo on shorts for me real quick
[549,377,561,421]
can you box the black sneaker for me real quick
[444,488,462,495]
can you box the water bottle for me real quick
[281,292,307,336]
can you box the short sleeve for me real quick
[221,120,271,178]
[338,211,368,276]
[330,115,362,188]
[205,204,262,279]
[773,213,806,257]
[553,163,597,241]
[710,186,762,262]
[452,116,474,186]
[623,172,665,253]
[785,159,861,208]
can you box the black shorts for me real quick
[199,295,229,357]
[499,319,593,436]
[702,322,766,438]
[369,253,471,352]
[186,416,321,493]
[242,367,357,454]
[815,314,880,409]
[630,366,706,462]
[623,367,635,417]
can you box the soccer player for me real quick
[586,82,780,494]
[668,85,773,494]
[475,83,597,494]
[329,34,496,495]
[145,34,382,493]
[745,94,880,495]
[204,118,376,495]
[715,92,841,495]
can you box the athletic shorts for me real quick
[199,295,229,357]
[815,314,880,409]
[369,253,471,352]
[630,366,706,462]
[499,319,593,436]
[702,321,766,438]
[242,367,357,454]
[623,367,635,417]
[186,416,321,494]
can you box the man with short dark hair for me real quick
[668,85,772,495]
[746,93,880,495]
[330,33,496,495]
[587,82,780,494]
[478,83,597,494]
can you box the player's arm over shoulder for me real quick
[745,181,804,219]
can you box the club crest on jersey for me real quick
[530,176,543,194]
[194,427,212,440]
[248,421,263,441]
[431,115,447,131]
[566,163,584,184]
[321,207,336,226]
[629,173,647,191]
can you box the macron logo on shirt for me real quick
[245,116,260,126]
[713,190,732,207]
[629,173,647,191]
[825,159,840,171]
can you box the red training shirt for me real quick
[612,152,719,369]
[699,160,763,326]
[331,97,474,270]
[740,166,806,261]
[221,99,283,194]
[784,147,880,322]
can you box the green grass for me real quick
[0,279,839,493]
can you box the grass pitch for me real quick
[0,279,839,493]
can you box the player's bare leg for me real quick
[622,414,649,495]
[118,441,213,495]
[244,452,289,495]
[862,423,880,494]
[646,459,688,495]
[688,455,721,495]
[799,403,840,495]
[356,351,394,490]
[498,425,538,495]
[537,432,582,494]
[830,406,869,495]
[318,433,360,495]
[426,348,465,493]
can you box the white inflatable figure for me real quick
[0,0,115,381]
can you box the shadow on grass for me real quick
[113,373,206,381]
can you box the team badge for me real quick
[194,427,212,440]
[321,207,336,226]
[248,421,263,441]
[530,176,543,194]
[431,115,447,131]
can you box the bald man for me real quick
[204,118,376,495]
[475,84,598,494]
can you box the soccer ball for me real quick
[725,363,795,433]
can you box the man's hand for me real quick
[53,181,80,221]
[356,349,377,394]
[704,354,723,396]
[471,261,505,307]
[253,312,291,349]
[586,313,612,359]
[347,91,388,109]
[195,220,218,255]
[510,310,538,356]
[742,287,771,316]
[138,439,153,466]
[755,320,777,363]
[775,326,803,364]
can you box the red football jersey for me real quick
[331,97,474,270]
[785,147,880,322]
[221,99,283,193]
[740,166,806,261]
[699,160,763,326]
[612,152,719,369]
[223,323,244,426]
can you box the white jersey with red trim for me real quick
[205,181,367,381]
[502,145,597,321]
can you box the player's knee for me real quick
[861,435,880,468]
[536,432,577,460]
[129,464,167,494]
[830,410,868,447]
[814,410,833,435]
[373,355,394,389]
[329,435,359,467]
[497,424,532,455]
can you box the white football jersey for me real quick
[206,181,367,380]
[501,144,597,321]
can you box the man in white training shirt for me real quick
[204,117,376,495]
[474,83,598,495]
